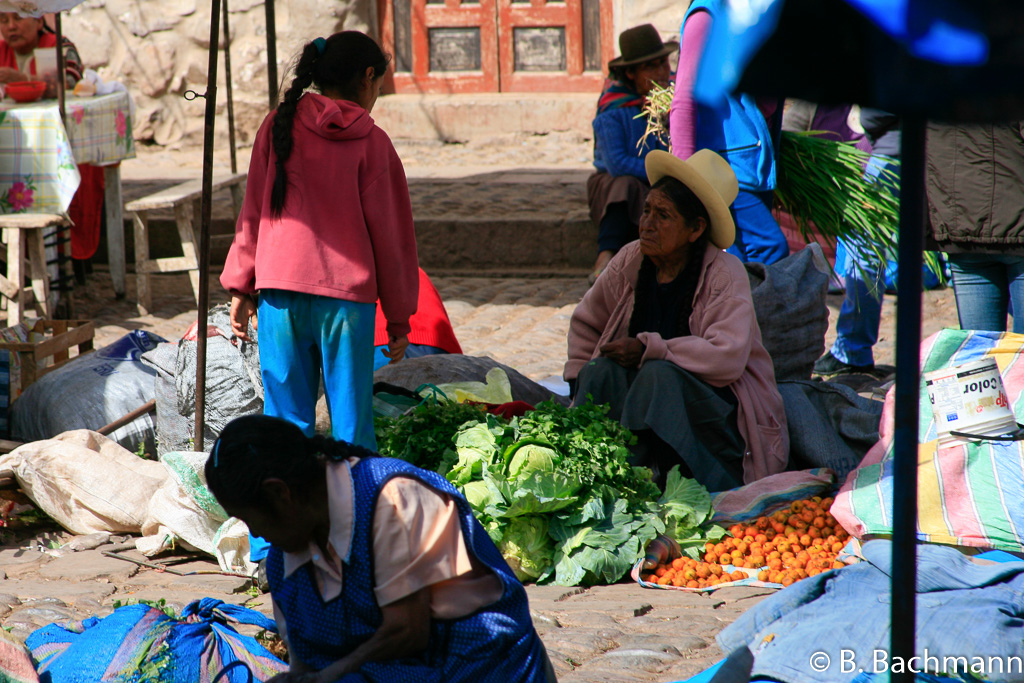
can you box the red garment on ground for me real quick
[373,268,462,353]
[68,163,105,259]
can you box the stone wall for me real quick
[60,0,683,149]
[62,0,375,148]
[612,0,689,45]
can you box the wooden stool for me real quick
[126,173,246,315]
[0,213,70,325]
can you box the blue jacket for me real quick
[683,0,777,192]
[266,456,548,683]
[593,105,667,179]
[718,540,1024,682]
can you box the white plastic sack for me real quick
[0,433,255,573]
[138,450,256,575]
[0,430,167,534]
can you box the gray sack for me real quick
[746,243,830,381]
[778,379,884,483]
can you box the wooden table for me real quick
[0,90,136,297]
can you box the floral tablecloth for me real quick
[0,91,135,215]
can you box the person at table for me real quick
[0,13,82,99]
[565,149,789,492]
[587,24,676,285]
[0,12,101,272]
[205,414,556,682]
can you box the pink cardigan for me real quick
[565,242,789,483]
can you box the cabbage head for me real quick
[498,516,555,583]
[507,443,558,484]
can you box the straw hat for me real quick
[645,149,739,249]
[607,24,678,69]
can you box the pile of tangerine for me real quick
[642,496,850,589]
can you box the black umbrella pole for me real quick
[265,0,278,107]
[890,116,926,682]
[222,0,237,174]
[195,0,223,451]
[54,13,65,120]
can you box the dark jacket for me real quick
[926,122,1024,254]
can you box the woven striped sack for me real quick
[832,329,1024,552]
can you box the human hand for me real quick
[41,73,59,99]
[0,67,23,84]
[229,293,258,341]
[599,337,645,368]
[384,334,409,364]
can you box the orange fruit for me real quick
[730,570,747,581]
[671,557,687,571]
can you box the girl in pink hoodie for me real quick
[220,31,419,561]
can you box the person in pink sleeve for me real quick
[220,31,419,564]
[564,149,788,492]
[669,0,789,266]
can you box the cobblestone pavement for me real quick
[0,140,964,682]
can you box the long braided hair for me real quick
[270,31,391,217]
[205,415,378,510]
[627,175,712,339]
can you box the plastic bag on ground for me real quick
[138,450,256,575]
[0,430,167,535]
[175,304,262,452]
[27,598,285,683]
[10,330,166,455]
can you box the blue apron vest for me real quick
[266,456,548,682]
[683,0,777,193]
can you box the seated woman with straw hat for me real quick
[587,24,677,285]
[566,149,789,492]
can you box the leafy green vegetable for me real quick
[374,400,489,472]
[498,516,556,583]
[374,397,721,586]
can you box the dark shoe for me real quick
[813,351,875,376]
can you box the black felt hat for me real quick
[608,24,678,69]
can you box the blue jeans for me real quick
[948,253,1024,333]
[251,289,377,562]
[725,190,789,265]
[830,156,898,366]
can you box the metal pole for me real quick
[222,0,238,174]
[195,0,223,451]
[890,115,926,683]
[54,13,65,120]
[53,13,71,317]
[265,0,278,107]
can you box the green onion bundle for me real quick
[638,83,945,281]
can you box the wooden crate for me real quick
[0,319,95,392]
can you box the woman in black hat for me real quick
[587,24,678,285]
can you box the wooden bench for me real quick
[126,173,246,315]
[0,213,72,325]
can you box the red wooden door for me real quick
[380,0,499,94]
[497,0,613,92]
[379,0,613,93]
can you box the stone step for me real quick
[94,171,597,273]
